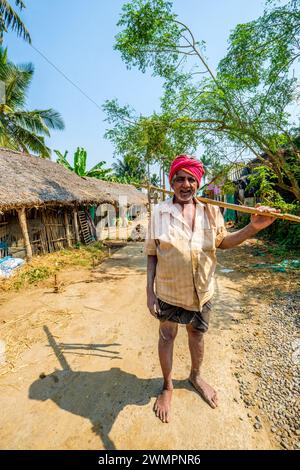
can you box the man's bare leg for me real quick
[186,324,218,408]
[154,321,178,423]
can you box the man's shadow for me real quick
[29,326,188,450]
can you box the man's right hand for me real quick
[147,291,161,318]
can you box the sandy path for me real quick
[0,243,274,450]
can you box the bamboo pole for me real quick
[17,208,33,260]
[73,208,80,243]
[64,211,72,248]
[197,196,300,223]
[137,183,300,224]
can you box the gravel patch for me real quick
[234,292,300,450]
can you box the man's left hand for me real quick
[250,204,280,232]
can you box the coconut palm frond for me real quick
[0,0,31,43]
[2,121,51,157]
[10,110,50,136]
[0,47,64,156]
[37,109,65,131]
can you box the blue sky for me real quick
[5,0,266,170]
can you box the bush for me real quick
[262,197,300,250]
[234,198,300,253]
[13,266,53,290]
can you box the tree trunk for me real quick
[17,208,32,260]
[162,167,166,201]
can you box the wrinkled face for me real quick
[171,169,198,203]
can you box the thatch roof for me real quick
[84,177,148,206]
[0,148,113,211]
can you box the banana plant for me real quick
[54,147,114,180]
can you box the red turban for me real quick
[169,155,205,188]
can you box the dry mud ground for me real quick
[0,241,298,450]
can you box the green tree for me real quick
[54,147,114,180]
[115,0,300,200]
[0,0,31,43]
[0,48,64,157]
[103,98,199,183]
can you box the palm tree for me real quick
[54,147,114,180]
[150,173,160,187]
[112,155,146,183]
[0,0,31,43]
[0,48,64,157]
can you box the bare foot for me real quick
[189,375,218,409]
[153,389,173,423]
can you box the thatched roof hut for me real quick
[0,148,113,211]
[0,148,149,260]
[84,178,148,207]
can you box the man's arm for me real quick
[219,205,280,250]
[147,255,160,317]
[218,224,258,249]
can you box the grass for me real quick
[264,243,300,260]
[250,239,300,264]
[0,242,107,292]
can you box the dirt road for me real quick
[0,243,275,450]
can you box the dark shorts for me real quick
[157,298,212,333]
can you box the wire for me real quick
[30,43,103,112]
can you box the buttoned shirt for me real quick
[145,197,227,311]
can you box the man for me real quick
[146,154,279,423]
